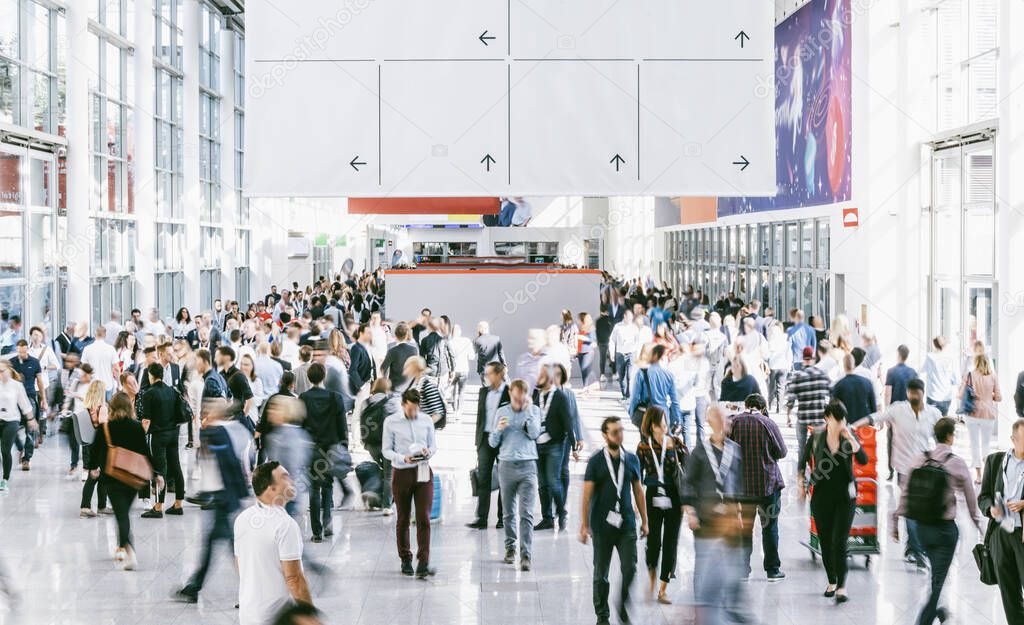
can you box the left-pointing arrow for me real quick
[481,154,496,172]
[479,30,496,46]
[350,156,367,171]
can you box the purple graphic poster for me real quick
[718,0,852,216]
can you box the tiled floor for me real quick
[0,383,1011,625]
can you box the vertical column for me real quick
[64,2,95,326]
[133,0,156,312]
[181,0,201,308]
[219,26,237,301]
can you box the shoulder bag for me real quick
[102,422,154,489]
[631,369,653,431]
[959,372,976,416]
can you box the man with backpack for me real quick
[892,417,981,625]
[360,378,398,513]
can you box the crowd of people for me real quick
[4,268,1024,625]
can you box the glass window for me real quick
[786,223,799,267]
[817,220,829,270]
[0,211,24,279]
[772,224,783,265]
[963,147,994,276]
[800,222,814,268]
[0,152,21,205]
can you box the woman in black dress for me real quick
[799,400,868,603]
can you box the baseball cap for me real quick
[802,346,814,359]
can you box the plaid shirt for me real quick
[785,364,831,425]
[729,410,787,498]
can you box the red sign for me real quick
[842,207,859,228]
[348,197,500,215]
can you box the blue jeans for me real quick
[695,537,743,625]
[739,491,782,575]
[498,460,538,557]
[185,491,235,593]
[898,473,925,558]
[615,354,633,398]
[537,441,566,523]
[916,521,958,625]
[926,398,951,417]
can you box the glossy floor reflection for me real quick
[0,383,1011,625]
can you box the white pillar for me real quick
[219,26,237,301]
[181,0,201,309]
[63,2,95,326]
[133,0,156,313]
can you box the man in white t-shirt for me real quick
[80,326,118,397]
[234,461,311,625]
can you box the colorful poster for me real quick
[718,0,852,216]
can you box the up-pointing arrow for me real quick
[610,154,626,172]
[481,154,496,172]
[732,155,750,171]
[735,30,750,48]
[479,30,496,46]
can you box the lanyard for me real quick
[603,448,626,512]
[651,438,669,485]
[702,438,734,495]
[539,389,554,427]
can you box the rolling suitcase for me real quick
[355,461,384,509]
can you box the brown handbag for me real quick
[102,422,153,489]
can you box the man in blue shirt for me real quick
[490,379,541,570]
[580,416,649,625]
[787,308,816,369]
[884,344,918,480]
[11,340,46,470]
[628,344,683,436]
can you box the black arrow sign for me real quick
[481,154,496,171]
[479,30,496,46]
[732,155,750,171]
[610,154,626,171]
[735,30,750,48]
[350,155,367,171]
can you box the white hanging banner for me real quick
[245,0,775,197]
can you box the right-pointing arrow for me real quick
[610,154,626,172]
[732,155,750,171]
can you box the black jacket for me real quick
[531,387,574,446]
[300,387,349,449]
[979,451,1024,534]
[596,315,615,344]
[420,333,453,377]
[381,342,418,390]
[472,334,505,374]
[475,384,511,449]
[140,380,183,433]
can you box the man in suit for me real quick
[979,418,1024,625]
[473,321,506,381]
[467,361,510,529]
[532,365,575,531]
[380,323,418,391]
[349,323,377,424]
[300,363,351,541]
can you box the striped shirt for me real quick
[416,377,446,420]
[785,364,831,425]
[729,410,788,498]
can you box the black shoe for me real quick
[200,501,216,511]
[165,506,183,516]
[503,548,515,564]
[558,516,568,531]
[534,519,555,531]
[174,588,198,604]
[823,587,836,598]
[324,527,334,537]
[401,560,414,576]
[311,535,323,543]
[185,495,210,506]
[415,564,436,579]
[466,520,488,530]
[766,570,786,582]
[835,593,848,604]
[520,555,531,571]
[887,469,895,481]
[495,519,504,529]
[936,608,950,623]
[141,508,164,519]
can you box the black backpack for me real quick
[904,451,949,524]
[361,394,390,447]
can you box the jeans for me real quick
[578,351,596,387]
[615,354,633,398]
[916,521,958,625]
[646,493,682,582]
[15,396,38,462]
[592,530,637,623]
[365,443,393,508]
[0,420,18,480]
[67,429,80,469]
[692,397,709,446]
[498,460,538,557]
[926,398,951,417]
[897,473,925,558]
[965,417,996,470]
[185,492,234,593]
[560,439,571,503]
[739,491,782,575]
[694,537,743,625]
[150,429,184,504]
[393,466,433,566]
[537,441,566,523]
[796,422,812,473]
[107,481,137,548]
[768,369,788,410]
[309,473,333,538]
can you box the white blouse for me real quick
[0,378,32,423]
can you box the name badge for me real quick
[417,462,430,483]
[653,496,672,510]
[606,510,623,528]
[537,433,552,445]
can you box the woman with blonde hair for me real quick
[0,361,33,492]
[577,312,598,394]
[959,353,1002,482]
[402,356,447,428]
[79,379,111,518]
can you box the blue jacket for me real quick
[200,423,249,513]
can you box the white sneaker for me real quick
[0,479,7,491]
[80,471,88,482]
[382,507,393,516]
[114,548,126,562]
[123,548,137,571]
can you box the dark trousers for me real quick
[15,396,38,462]
[67,430,80,469]
[81,446,108,509]
[537,440,567,523]
[560,439,571,500]
[739,491,782,575]
[811,495,855,587]
[309,474,333,538]
[646,496,682,583]
[916,521,958,625]
[107,482,137,548]
[393,466,433,566]
[365,443,393,507]
[474,442,503,523]
[991,526,1024,625]
[185,492,234,593]
[592,530,637,623]
[767,369,788,410]
[450,372,467,414]
[150,429,184,504]
[0,420,17,480]
[615,354,633,398]
[886,424,895,475]
[598,342,614,377]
